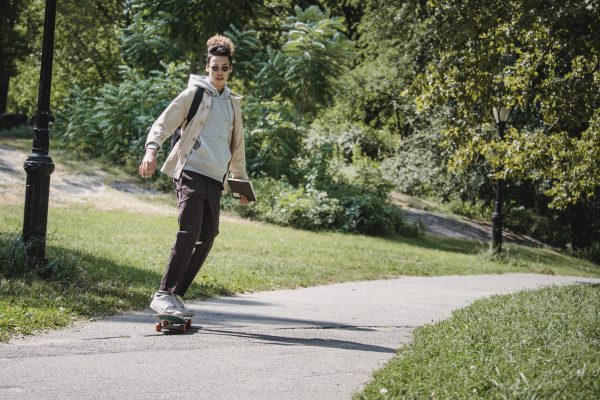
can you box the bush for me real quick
[224,138,415,237]
[224,177,410,236]
[244,97,306,182]
[504,205,571,247]
[54,63,189,189]
[574,242,600,264]
[0,124,32,139]
[447,198,490,221]
[223,178,345,231]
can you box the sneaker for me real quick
[173,296,195,318]
[150,292,185,317]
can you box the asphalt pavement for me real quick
[1,273,598,400]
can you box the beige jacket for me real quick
[145,77,248,183]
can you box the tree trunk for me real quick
[569,200,592,250]
[0,74,9,114]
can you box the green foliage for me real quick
[416,0,600,210]
[5,54,40,115]
[279,6,355,117]
[3,0,43,115]
[7,0,126,116]
[574,243,600,265]
[0,232,32,279]
[0,124,32,139]
[226,177,346,231]
[119,12,181,73]
[381,131,446,197]
[224,175,411,237]
[503,205,571,248]
[447,199,490,222]
[224,25,265,87]
[0,0,32,76]
[9,0,599,251]
[125,0,264,68]
[55,63,187,168]
[245,5,355,119]
[0,0,41,114]
[244,97,306,181]
[227,133,411,237]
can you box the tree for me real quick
[7,0,127,116]
[0,0,37,114]
[415,0,600,248]
[279,5,355,118]
[124,0,265,71]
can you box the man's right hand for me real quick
[139,149,157,178]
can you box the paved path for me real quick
[1,273,598,400]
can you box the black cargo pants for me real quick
[160,170,222,296]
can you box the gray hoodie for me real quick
[183,75,235,182]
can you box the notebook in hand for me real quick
[227,178,257,202]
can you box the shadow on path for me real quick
[196,327,398,354]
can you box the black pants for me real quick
[160,170,222,297]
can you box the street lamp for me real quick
[491,105,511,254]
[22,0,57,270]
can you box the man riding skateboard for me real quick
[139,34,250,319]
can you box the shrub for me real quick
[504,205,571,247]
[573,242,600,264]
[54,63,188,189]
[244,98,306,182]
[224,139,414,237]
[447,198,490,221]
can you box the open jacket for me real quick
[144,79,248,184]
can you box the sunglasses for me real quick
[209,65,231,72]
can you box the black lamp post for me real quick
[491,105,511,254]
[22,0,57,269]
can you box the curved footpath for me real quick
[1,273,599,400]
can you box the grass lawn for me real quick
[356,284,600,399]
[1,203,599,342]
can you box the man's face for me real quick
[206,55,232,91]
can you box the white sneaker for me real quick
[173,296,196,318]
[150,292,185,317]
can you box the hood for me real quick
[188,74,230,98]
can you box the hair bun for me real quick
[207,34,235,57]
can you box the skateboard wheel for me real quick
[155,323,162,332]
[162,320,169,327]
[179,324,187,333]
[186,319,192,329]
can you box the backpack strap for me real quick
[182,85,203,129]
[171,85,203,151]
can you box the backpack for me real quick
[170,85,204,152]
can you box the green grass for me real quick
[356,284,600,399]
[1,203,599,342]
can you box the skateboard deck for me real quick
[154,314,192,333]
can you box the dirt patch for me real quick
[393,193,545,246]
[0,146,176,216]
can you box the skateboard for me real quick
[154,314,192,333]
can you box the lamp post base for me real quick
[23,152,55,268]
